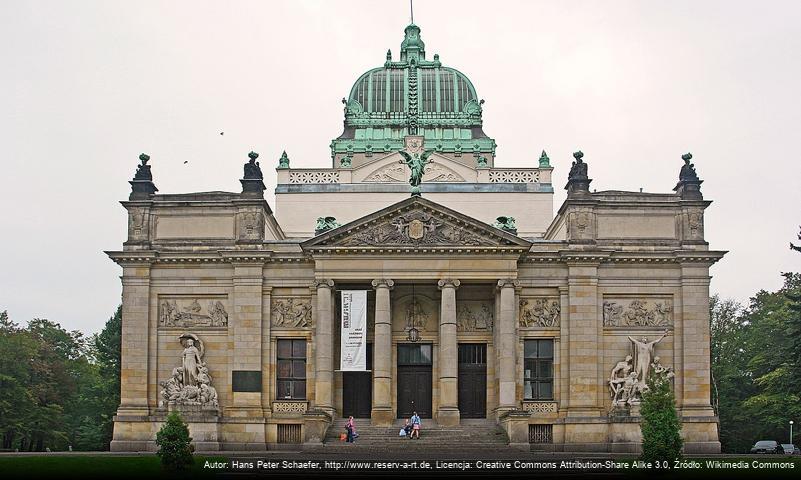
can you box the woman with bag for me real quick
[345,416,356,443]
[410,412,421,439]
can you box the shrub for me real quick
[640,371,683,463]
[155,412,193,470]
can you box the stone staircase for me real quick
[308,418,509,453]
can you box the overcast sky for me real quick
[1,0,799,334]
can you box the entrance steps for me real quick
[311,418,509,452]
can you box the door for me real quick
[343,343,372,418]
[458,343,487,418]
[397,344,433,418]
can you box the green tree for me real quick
[156,412,194,470]
[640,370,683,463]
[709,295,755,453]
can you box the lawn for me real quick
[0,455,222,480]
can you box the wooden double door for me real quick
[458,343,487,418]
[342,343,372,418]
[397,344,433,418]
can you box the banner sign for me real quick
[340,290,368,371]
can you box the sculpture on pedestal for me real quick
[159,333,218,408]
[609,330,673,407]
[398,149,434,196]
[629,330,670,383]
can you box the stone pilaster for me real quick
[565,261,602,416]
[110,258,152,452]
[371,279,394,426]
[680,263,716,416]
[496,279,519,418]
[116,261,152,416]
[261,286,273,416]
[313,279,335,417]
[230,262,265,420]
[437,279,461,426]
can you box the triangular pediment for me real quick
[302,197,531,251]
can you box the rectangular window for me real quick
[524,339,554,400]
[397,344,432,365]
[277,339,306,399]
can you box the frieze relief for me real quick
[363,161,465,183]
[602,298,673,327]
[271,298,313,328]
[456,301,493,332]
[159,298,228,328]
[519,298,561,328]
[341,210,490,247]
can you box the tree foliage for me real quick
[155,412,193,470]
[0,306,121,451]
[640,371,683,463]
[712,272,801,452]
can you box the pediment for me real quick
[302,197,531,251]
[352,152,476,183]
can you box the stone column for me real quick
[371,279,394,425]
[437,279,461,426]
[496,279,519,418]
[313,279,335,417]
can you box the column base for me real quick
[370,407,394,427]
[436,407,461,427]
[493,405,517,422]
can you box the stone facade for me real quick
[106,24,724,453]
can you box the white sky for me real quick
[1,0,799,334]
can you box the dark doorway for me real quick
[343,343,372,418]
[397,344,433,418]
[458,343,487,418]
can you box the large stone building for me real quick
[107,24,724,453]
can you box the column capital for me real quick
[437,278,461,290]
[497,278,520,289]
[371,278,395,289]
[312,279,335,290]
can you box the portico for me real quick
[302,196,531,426]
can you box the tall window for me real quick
[277,339,306,400]
[524,339,554,400]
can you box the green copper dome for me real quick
[330,24,496,165]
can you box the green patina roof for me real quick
[330,24,496,162]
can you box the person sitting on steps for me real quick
[402,419,413,439]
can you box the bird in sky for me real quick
[220,131,224,135]
[183,161,188,164]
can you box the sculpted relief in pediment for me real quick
[338,210,494,247]
[361,159,467,183]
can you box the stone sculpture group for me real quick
[159,333,219,409]
[608,330,674,407]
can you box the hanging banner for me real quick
[340,290,368,371]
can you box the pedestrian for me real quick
[410,411,421,439]
[345,416,356,443]
[401,419,413,439]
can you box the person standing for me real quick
[345,416,356,443]
[410,412,421,439]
